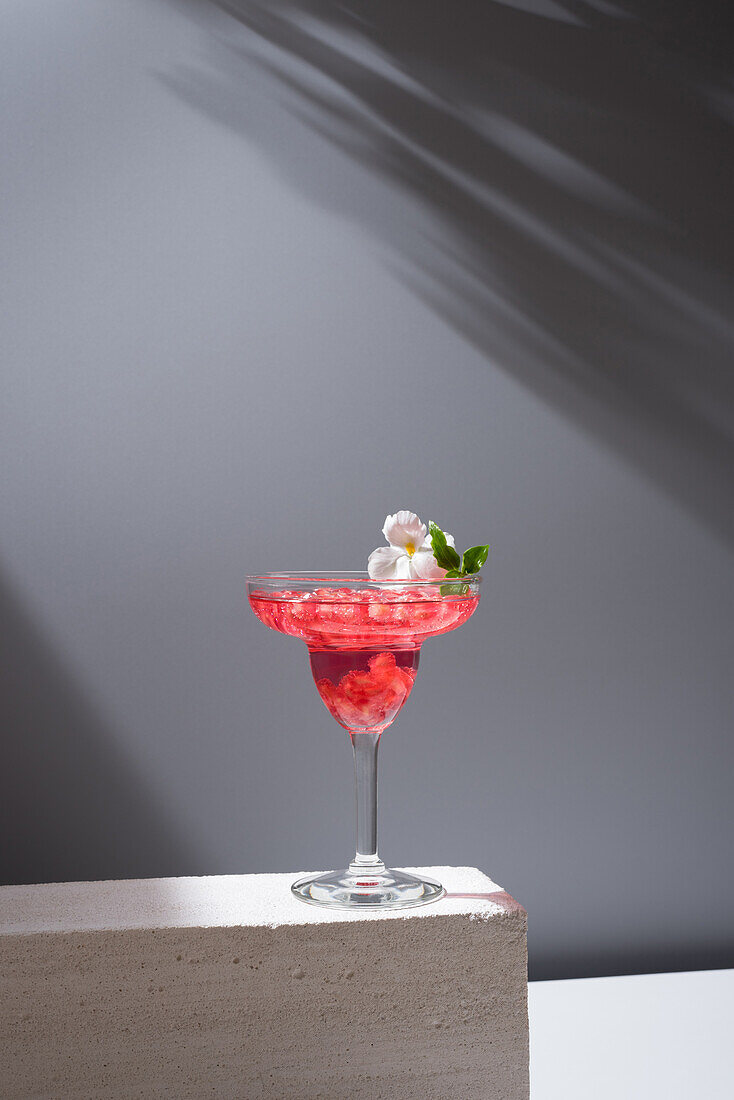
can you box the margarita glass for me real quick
[247,571,481,909]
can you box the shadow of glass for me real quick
[163,0,734,543]
[0,575,193,885]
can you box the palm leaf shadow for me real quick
[165,0,734,543]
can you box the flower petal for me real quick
[413,528,457,580]
[421,527,456,550]
[368,545,410,580]
[382,510,427,550]
[392,554,415,580]
[411,547,447,581]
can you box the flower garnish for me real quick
[367,511,488,581]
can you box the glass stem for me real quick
[348,731,386,877]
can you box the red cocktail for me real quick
[247,573,481,908]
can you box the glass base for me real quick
[291,867,445,910]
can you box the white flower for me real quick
[367,511,456,581]
[412,527,456,580]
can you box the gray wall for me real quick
[2,0,732,979]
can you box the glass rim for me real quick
[246,570,481,588]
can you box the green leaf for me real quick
[429,522,461,572]
[440,580,470,597]
[461,545,489,574]
[443,569,462,578]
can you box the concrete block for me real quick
[0,867,528,1099]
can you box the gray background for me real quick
[2,0,732,980]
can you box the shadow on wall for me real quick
[0,576,192,886]
[165,0,734,542]
[533,938,734,983]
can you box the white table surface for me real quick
[529,968,733,1099]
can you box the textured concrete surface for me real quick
[0,867,528,1099]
